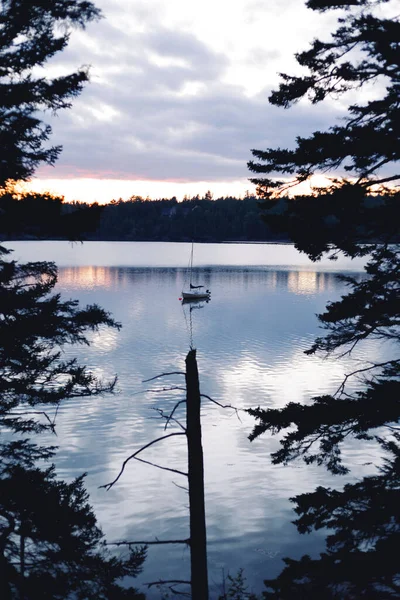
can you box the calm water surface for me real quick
[7,242,382,598]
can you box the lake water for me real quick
[6,241,382,598]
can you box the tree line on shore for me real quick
[1,189,394,245]
[0,192,287,243]
[92,193,279,242]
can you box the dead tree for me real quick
[103,345,241,598]
[185,349,208,600]
[103,349,215,599]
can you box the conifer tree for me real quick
[1,460,146,600]
[0,3,146,597]
[0,245,147,599]
[248,0,399,199]
[247,1,400,596]
[0,244,120,439]
[0,0,101,185]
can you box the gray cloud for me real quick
[37,5,342,183]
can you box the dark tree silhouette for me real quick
[0,245,147,599]
[102,350,209,600]
[0,186,105,241]
[248,245,400,599]
[261,436,400,599]
[44,194,277,243]
[0,0,101,186]
[247,0,400,596]
[0,3,147,598]
[103,348,243,599]
[0,243,120,439]
[0,460,146,600]
[248,0,399,199]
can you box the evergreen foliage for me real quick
[247,0,399,596]
[261,436,400,599]
[9,194,279,243]
[0,186,104,240]
[0,245,146,599]
[0,243,120,439]
[1,461,146,600]
[0,0,101,185]
[248,0,399,196]
[94,195,274,242]
[218,569,259,599]
[0,3,146,597]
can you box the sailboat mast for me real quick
[190,241,194,286]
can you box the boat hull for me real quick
[182,291,211,300]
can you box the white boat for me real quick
[182,291,210,300]
[182,242,210,301]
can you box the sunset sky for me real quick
[27,0,354,203]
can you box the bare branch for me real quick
[169,584,192,598]
[7,411,56,432]
[52,402,60,427]
[133,455,188,477]
[143,372,185,383]
[277,176,311,195]
[337,337,362,358]
[106,539,190,547]
[145,579,191,589]
[165,399,187,431]
[131,386,186,396]
[172,480,189,493]
[334,360,399,397]
[200,394,243,422]
[362,174,400,187]
[8,410,53,424]
[356,158,392,183]
[151,407,186,432]
[168,588,191,597]
[100,432,186,490]
[200,393,235,409]
[149,386,186,393]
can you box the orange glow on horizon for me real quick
[22,178,256,204]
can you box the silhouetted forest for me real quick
[68,194,288,242]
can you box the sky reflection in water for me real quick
[7,242,383,598]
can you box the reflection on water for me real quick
[7,240,368,271]
[49,268,379,596]
[11,243,376,598]
[60,266,123,289]
[57,265,347,296]
[287,270,335,294]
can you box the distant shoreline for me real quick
[3,237,291,244]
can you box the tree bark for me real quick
[185,349,209,600]
[19,530,25,600]
[0,553,12,600]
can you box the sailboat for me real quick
[182,242,211,301]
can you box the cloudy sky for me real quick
[28,0,346,203]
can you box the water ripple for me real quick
[12,242,380,598]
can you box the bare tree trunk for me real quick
[0,553,12,600]
[185,349,209,600]
[0,512,15,600]
[19,531,25,600]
